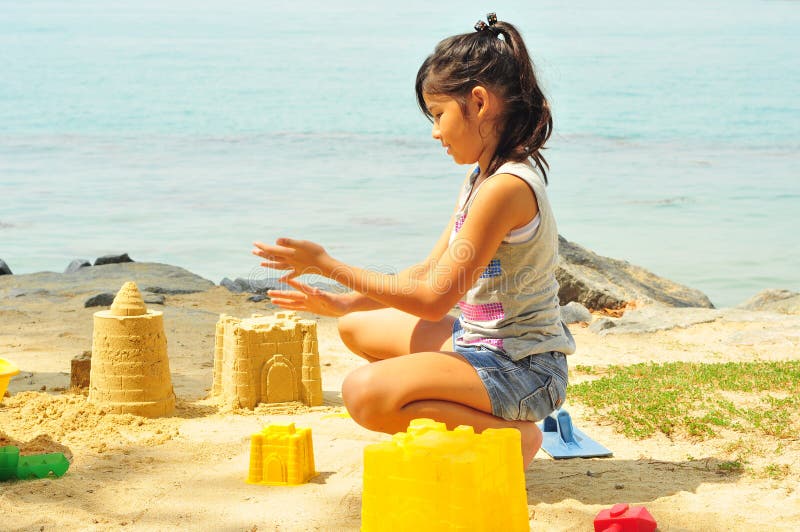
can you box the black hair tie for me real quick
[474,12,498,32]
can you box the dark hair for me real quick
[415,20,553,182]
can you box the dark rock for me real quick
[221,277,276,294]
[85,290,164,308]
[84,292,115,308]
[248,294,267,303]
[70,351,92,389]
[65,259,91,273]
[557,235,714,310]
[246,276,273,293]
[737,289,800,315]
[143,293,166,305]
[235,278,252,292]
[144,286,198,295]
[588,317,617,334]
[0,262,214,300]
[0,260,12,275]
[560,302,592,324]
[94,253,134,266]
[220,277,245,293]
[221,274,341,295]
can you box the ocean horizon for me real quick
[2,0,799,308]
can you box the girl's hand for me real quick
[267,277,351,318]
[252,238,334,280]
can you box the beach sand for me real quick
[1,286,799,531]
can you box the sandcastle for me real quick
[361,418,529,532]
[247,423,317,485]
[211,312,323,409]
[88,281,176,417]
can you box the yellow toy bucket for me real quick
[0,358,20,402]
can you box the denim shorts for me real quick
[452,319,568,422]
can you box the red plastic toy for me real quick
[594,503,657,532]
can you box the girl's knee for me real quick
[342,368,391,431]
[337,313,355,341]
[341,368,375,421]
[337,312,365,351]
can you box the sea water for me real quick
[1,0,798,307]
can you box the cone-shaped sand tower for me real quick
[89,281,175,417]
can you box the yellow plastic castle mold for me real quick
[361,418,529,532]
[247,423,316,485]
[211,312,323,409]
[88,281,176,417]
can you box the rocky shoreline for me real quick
[1,235,797,315]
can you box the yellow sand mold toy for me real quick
[247,423,317,486]
[362,418,529,532]
[0,358,20,403]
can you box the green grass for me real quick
[717,460,745,473]
[762,463,790,480]
[568,361,800,440]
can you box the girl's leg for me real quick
[337,308,456,361]
[341,351,543,468]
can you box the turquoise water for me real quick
[1,0,798,307]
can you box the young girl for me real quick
[253,14,575,468]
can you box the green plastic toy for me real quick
[0,445,70,481]
[0,445,19,480]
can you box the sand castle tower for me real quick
[89,281,176,417]
[361,418,529,531]
[211,312,323,409]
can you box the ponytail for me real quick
[415,18,553,182]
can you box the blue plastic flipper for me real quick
[538,409,613,459]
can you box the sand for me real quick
[1,286,799,531]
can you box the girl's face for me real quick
[423,93,486,166]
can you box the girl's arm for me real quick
[254,174,536,321]
[293,176,465,316]
[335,213,457,313]
[266,213,457,317]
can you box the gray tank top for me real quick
[449,161,576,361]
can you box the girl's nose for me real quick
[431,124,441,140]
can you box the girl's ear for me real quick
[471,86,490,118]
